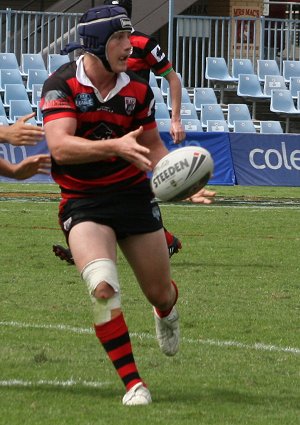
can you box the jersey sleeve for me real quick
[40,72,77,124]
[143,35,173,77]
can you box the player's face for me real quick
[106,31,132,73]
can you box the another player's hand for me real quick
[13,154,51,180]
[187,188,216,204]
[5,113,45,146]
[170,120,186,145]
[119,126,152,171]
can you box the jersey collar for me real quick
[76,55,130,102]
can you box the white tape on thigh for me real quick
[81,259,121,324]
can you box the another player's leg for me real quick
[69,222,151,406]
[119,229,180,357]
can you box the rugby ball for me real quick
[151,146,214,202]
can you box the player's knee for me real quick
[81,259,121,324]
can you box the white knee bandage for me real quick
[81,259,121,324]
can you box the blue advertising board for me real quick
[160,131,236,185]
[230,133,300,186]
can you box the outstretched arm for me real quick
[0,154,51,179]
[0,113,45,146]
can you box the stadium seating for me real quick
[149,72,159,88]
[257,59,280,82]
[156,118,171,132]
[167,87,192,109]
[193,87,218,111]
[21,53,46,76]
[233,120,256,133]
[26,69,48,92]
[260,120,283,134]
[205,57,237,103]
[154,102,170,119]
[0,115,9,126]
[270,88,300,132]
[0,53,19,70]
[288,77,300,98]
[31,83,43,107]
[0,69,24,91]
[48,54,70,74]
[200,103,225,129]
[237,73,269,118]
[263,75,287,97]
[4,84,30,107]
[227,103,252,128]
[8,99,34,123]
[161,72,182,96]
[231,58,255,79]
[0,97,7,117]
[151,87,165,104]
[180,103,198,119]
[282,60,300,83]
[181,118,202,132]
[207,119,229,132]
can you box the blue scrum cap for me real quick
[103,0,132,19]
[61,5,132,57]
[78,5,132,55]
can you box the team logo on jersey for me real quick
[124,97,136,115]
[75,93,96,112]
[151,45,165,62]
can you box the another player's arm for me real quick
[44,117,152,171]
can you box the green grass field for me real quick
[0,184,299,425]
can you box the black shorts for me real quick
[59,184,163,240]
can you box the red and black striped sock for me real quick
[94,313,143,391]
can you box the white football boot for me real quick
[122,382,152,406]
[153,306,179,356]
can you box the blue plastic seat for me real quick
[263,75,287,97]
[21,53,46,76]
[270,89,300,132]
[167,87,191,110]
[232,58,255,79]
[31,83,43,107]
[207,119,229,132]
[149,72,159,88]
[283,60,300,83]
[26,69,48,92]
[288,77,300,98]
[4,84,30,107]
[233,120,256,133]
[181,119,202,132]
[8,99,34,123]
[0,53,19,70]
[180,103,198,119]
[156,118,171,132]
[227,103,252,128]
[0,69,23,91]
[193,87,218,111]
[257,59,280,82]
[200,103,225,128]
[0,115,9,126]
[237,73,269,118]
[151,87,165,104]
[154,102,170,119]
[161,72,182,96]
[48,54,70,74]
[260,120,283,134]
[205,57,237,103]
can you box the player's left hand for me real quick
[170,120,186,145]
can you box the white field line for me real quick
[0,378,110,389]
[1,320,299,355]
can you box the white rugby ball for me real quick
[151,146,214,202]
